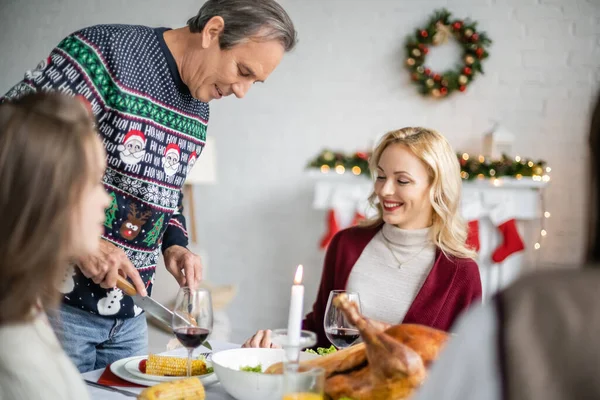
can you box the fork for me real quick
[199,352,212,361]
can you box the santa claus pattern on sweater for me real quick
[1,25,209,318]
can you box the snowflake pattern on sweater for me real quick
[2,25,209,318]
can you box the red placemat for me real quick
[97,364,145,388]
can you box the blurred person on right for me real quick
[414,92,600,400]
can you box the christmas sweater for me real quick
[1,25,209,319]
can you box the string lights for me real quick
[308,150,549,183]
[308,149,552,256]
[534,188,551,252]
[458,153,549,182]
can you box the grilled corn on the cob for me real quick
[146,354,208,376]
[137,377,205,400]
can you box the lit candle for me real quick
[287,265,304,348]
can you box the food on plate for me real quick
[305,345,337,356]
[137,377,205,400]
[139,354,209,376]
[239,364,262,373]
[265,293,449,399]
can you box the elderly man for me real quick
[1,0,296,372]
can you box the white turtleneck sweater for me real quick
[346,223,436,325]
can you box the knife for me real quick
[116,276,194,330]
[84,380,138,398]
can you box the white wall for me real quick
[1,0,599,343]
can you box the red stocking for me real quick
[466,220,480,252]
[319,209,340,249]
[492,219,525,263]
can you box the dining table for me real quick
[82,339,239,399]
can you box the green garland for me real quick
[458,153,548,181]
[306,150,549,181]
[306,149,370,176]
[405,9,492,98]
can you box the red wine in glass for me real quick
[172,287,213,377]
[324,290,362,349]
[173,327,210,349]
[325,327,360,348]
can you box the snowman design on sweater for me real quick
[97,288,124,316]
[58,265,76,294]
[133,304,144,317]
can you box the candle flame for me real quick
[294,265,303,285]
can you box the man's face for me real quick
[179,20,286,102]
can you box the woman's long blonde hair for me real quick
[363,127,476,260]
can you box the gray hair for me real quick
[187,0,297,51]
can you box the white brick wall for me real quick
[515,5,565,20]
[0,0,598,342]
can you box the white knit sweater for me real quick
[346,223,436,324]
[0,312,90,400]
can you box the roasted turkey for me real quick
[265,293,449,399]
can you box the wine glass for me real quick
[172,287,213,377]
[323,290,361,349]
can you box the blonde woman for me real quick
[244,127,481,349]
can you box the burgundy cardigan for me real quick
[303,224,482,348]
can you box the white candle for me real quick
[286,265,304,347]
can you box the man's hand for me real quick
[78,239,147,296]
[164,245,203,289]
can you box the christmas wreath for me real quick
[405,9,491,98]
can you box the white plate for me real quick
[124,356,215,383]
[111,355,219,387]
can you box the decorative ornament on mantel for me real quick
[405,9,492,98]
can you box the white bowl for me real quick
[211,348,319,400]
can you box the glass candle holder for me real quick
[282,367,325,400]
[271,329,317,372]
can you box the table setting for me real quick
[86,265,447,399]
[83,340,240,399]
[86,266,329,399]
